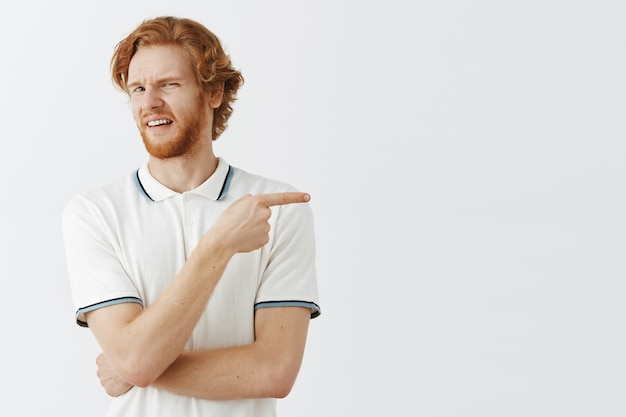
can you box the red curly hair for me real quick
[111,16,244,140]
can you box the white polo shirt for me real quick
[62,157,320,417]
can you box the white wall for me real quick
[1,1,624,416]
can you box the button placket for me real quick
[181,193,194,258]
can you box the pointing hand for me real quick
[208,192,310,254]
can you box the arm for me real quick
[153,306,311,399]
[96,306,311,399]
[85,192,310,388]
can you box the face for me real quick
[127,44,217,159]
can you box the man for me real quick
[62,16,320,417]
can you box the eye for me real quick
[129,86,145,96]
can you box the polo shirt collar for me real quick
[135,157,233,202]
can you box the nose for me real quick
[140,88,164,111]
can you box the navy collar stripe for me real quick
[134,169,154,201]
[217,165,234,201]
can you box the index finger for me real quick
[256,192,311,207]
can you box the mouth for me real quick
[146,119,173,127]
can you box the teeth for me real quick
[147,119,171,127]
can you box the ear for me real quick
[208,83,224,109]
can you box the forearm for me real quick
[129,252,230,377]
[152,345,280,400]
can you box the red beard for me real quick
[139,94,210,159]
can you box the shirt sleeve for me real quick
[62,195,143,327]
[255,197,321,318]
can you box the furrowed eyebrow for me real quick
[127,76,182,89]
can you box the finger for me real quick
[257,192,310,207]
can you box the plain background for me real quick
[1,0,624,416]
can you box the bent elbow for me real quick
[266,363,300,399]
[272,382,294,399]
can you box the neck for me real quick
[148,149,219,193]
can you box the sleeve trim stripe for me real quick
[75,297,143,327]
[255,300,321,319]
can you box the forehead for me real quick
[128,44,194,83]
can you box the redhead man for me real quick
[62,16,320,417]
